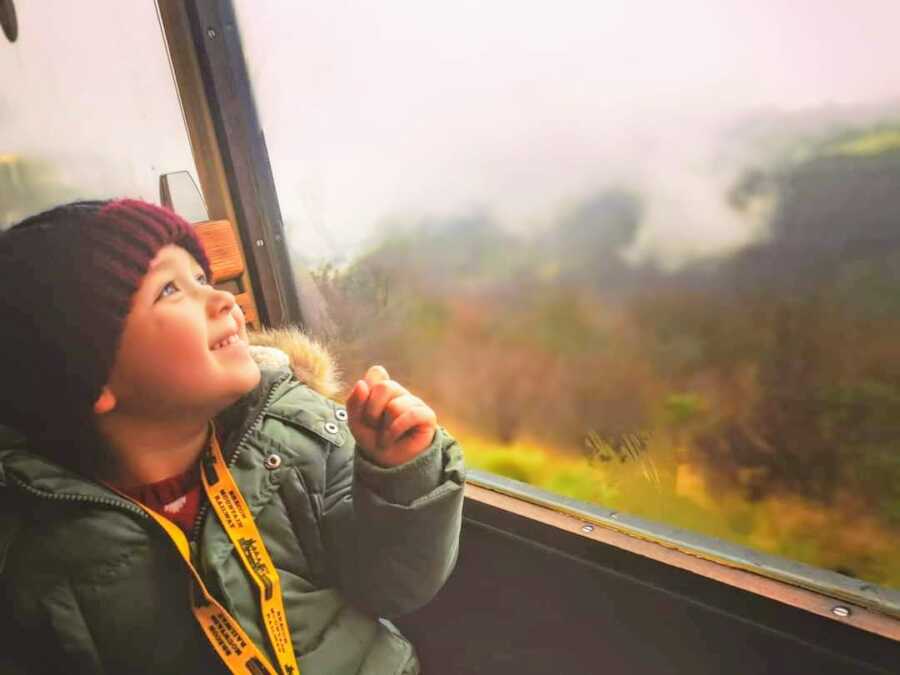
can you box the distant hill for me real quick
[342,108,900,303]
[720,119,900,292]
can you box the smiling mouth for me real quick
[211,333,241,351]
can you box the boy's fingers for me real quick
[345,379,369,421]
[363,380,407,427]
[381,394,420,427]
[363,365,390,391]
[385,406,437,450]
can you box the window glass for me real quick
[0,1,198,227]
[234,1,900,590]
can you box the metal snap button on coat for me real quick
[324,422,339,434]
[335,408,348,421]
[263,453,282,470]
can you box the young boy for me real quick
[0,199,465,674]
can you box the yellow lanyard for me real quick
[108,425,300,675]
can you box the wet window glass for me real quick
[0,2,197,227]
[234,1,900,590]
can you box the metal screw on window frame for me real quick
[831,606,852,618]
[207,27,217,39]
[263,454,282,470]
[256,239,265,247]
[324,422,339,434]
[581,524,594,533]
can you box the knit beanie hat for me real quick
[0,199,211,465]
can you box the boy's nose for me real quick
[207,287,237,317]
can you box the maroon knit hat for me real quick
[0,199,211,461]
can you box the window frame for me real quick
[158,0,303,329]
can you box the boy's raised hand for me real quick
[345,365,437,467]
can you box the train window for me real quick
[0,2,198,227]
[232,1,900,592]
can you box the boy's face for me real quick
[101,245,261,419]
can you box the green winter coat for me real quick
[0,331,466,674]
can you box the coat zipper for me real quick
[188,372,293,541]
[10,475,149,519]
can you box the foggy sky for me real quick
[3,2,900,268]
[235,1,900,267]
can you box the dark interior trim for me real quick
[466,470,900,634]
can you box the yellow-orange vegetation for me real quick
[450,418,900,589]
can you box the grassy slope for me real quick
[452,419,900,590]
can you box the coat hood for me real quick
[247,326,344,400]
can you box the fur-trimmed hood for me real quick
[247,327,344,401]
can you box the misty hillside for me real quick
[343,113,900,305]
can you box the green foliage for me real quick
[584,429,650,464]
[407,298,451,341]
[480,455,535,484]
[822,128,900,157]
[545,468,621,505]
[464,441,621,505]
[834,255,900,320]
[464,442,547,485]
[528,292,602,356]
[847,439,900,527]
[820,380,900,441]
[816,380,900,524]
[663,393,707,429]
[724,507,757,537]
[774,537,823,566]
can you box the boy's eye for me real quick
[155,273,209,302]
[157,281,179,301]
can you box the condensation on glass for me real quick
[0,1,198,228]
[233,1,900,591]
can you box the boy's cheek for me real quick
[137,348,210,387]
